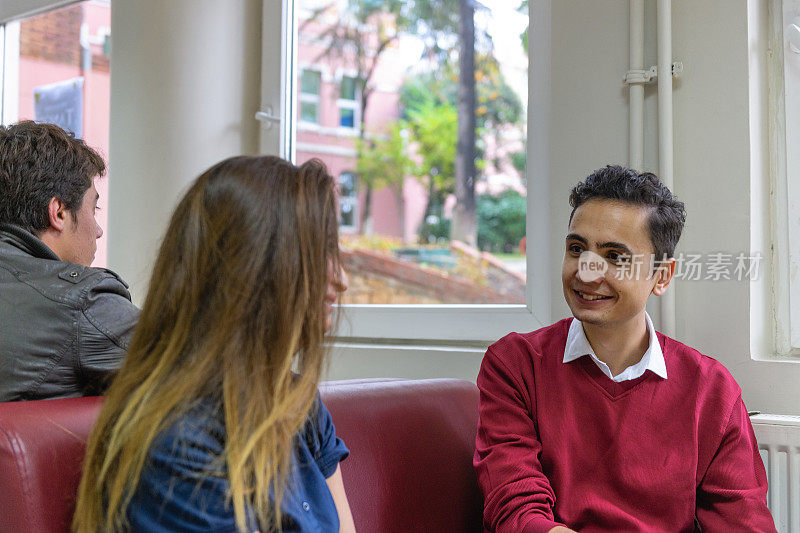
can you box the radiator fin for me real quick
[752,415,800,533]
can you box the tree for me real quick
[356,122,415,242]
[399,58,523,242]
[450,0,478,246]
[308,0,518,244]
[477,190,526,253]
[406,102,458,232]
[302,0,409,235]
[401,57,523,131]
[519,0,529,56]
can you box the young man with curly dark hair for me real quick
[474,165,775,532]
[0,121,139,401]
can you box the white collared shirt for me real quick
[563,312,667,382]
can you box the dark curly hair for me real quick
[0,121,105,235]
[569,165,686,260]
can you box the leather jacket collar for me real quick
[0,223,61,261]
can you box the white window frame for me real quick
[0,20,20,125]
[260,0,551,343]
[762,0,800,357]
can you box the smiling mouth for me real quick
[574,290,612,302]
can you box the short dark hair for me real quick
[0,121,105,234]
[568,165,686,259]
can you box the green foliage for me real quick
[406,102,458,193]
[356,122,415,192]
[509,150,526,174]
[477,190,526,253]
[518,0,529,56]
[418,215,451,244]
[400,57,523,129]
[399,73,457,118]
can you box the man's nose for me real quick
[577,251,608,283]
[96,223,103,239]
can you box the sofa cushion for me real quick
[0,378,482,532]
[321,378,483,533]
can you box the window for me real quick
[261,0,548,342]
[1,1,111,268]
[300,68,321,123]
[338,74,359,129]
[339,172,359,233]
[294,1,528,306]
[760,0,800,356]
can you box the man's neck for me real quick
[37,228,64,261]
[582,314,649,377]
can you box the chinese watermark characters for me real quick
[609,252,762,281]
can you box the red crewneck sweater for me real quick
[474,318,775,533]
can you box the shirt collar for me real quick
[563,312,667,382]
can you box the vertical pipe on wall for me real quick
[629,0,645,170]
[657,0,676,337]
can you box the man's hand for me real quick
[548,527,577,533]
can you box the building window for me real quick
[339,172,359,233]
[300,69,321,124]
[338,75,359,129]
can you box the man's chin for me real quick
[568,307,602,325]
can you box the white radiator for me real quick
[752,414,800,533]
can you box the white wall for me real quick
[103,0,800,414]
[544,0,800,415]
[107,0,262,302]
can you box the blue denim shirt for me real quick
[126,395,349,532]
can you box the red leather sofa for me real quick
[0,378,483,532]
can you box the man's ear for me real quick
[652,257,676,296]
[47,197,69,232]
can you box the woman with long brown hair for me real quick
[73,156,355,532]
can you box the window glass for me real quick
[341,75,357,101]
[302,69,321,95]
[295,0,528,305]
[339,107,355,128]
[301,101,318,123]
[1,1,111,267]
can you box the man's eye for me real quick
[608,252,628,263]
[568,244,583,254]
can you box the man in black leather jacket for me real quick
[0,121,139,401]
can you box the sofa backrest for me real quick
[0,395,105,533]
[0,378,482,532]
[320,378,483,533]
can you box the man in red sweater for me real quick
[474,165,776,532]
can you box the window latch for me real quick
[255,107,281,129]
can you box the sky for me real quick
[478,0,529,108]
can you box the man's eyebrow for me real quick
[566,235,635,255]
[565,233,587,244]
[598,241,633,255]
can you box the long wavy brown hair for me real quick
[73,155,342,532]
